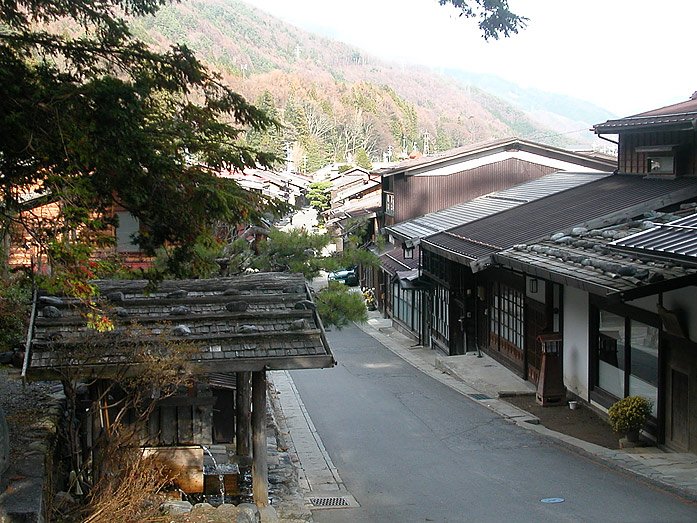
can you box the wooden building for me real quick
[382,171,613,347]
[23,272,335,504]
[494,209,697,451]
[375,138,616,229]
[419,96,697,454]
[421,174,697,372]
[477,96,697,453]
[373,139,615,339]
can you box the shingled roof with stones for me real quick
[493,206,697,302]
[26,273,335,380]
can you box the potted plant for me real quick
[607,396,652,442]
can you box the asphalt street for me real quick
[290,323,697,523]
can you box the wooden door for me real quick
[668,368,689,451]
[212,388,235,444]
[451,299,466,355]
[525,298,547,385]
[663,333,696,454]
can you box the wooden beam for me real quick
[251,369,268,507]
[236,371,251,457]
[26,354,336,381]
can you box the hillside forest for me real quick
[129,0,603,173]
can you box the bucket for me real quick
[568,400,579,410]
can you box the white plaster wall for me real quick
[563,287,590,399]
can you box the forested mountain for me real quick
[129,0,612,172]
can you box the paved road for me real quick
[290,324,697,523]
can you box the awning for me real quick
[395,269,431,290]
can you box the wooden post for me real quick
[236,371,251,457]
[252,369,268,506]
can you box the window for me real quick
[647,155,674,174]
[636,144,678,175]
[393,283,416,331]
[629,320,658,416]
[489,282,524,351]
[385,192,395,216]
[597,311,626,399]
[432,285,449,343]
[594,308,658,416]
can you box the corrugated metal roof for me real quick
[611,211,697,261]
[422,175,697,267]
[386,171,611,243]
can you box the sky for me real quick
[243,0,695,117]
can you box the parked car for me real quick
[327,267,358,286]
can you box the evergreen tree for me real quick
[307,181,332,217]
[0,0,284,275]
[355,148,372,170]
[245,90,286,165]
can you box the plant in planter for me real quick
[608,396,653,442]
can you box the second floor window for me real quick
[647,155,674,174]
[385,192,394,216]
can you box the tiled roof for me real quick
[421,174,697,270]
[594,98,697,133]
[326,192,381,227]
[386,172,611,244]
[494,210,697,300]
[26,273,334,380]
[379,247,419,275]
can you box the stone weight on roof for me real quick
[25,273,335,380]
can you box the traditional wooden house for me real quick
[6,194,153,272]
[376,137,616,230]
[381,171,612,344]
[23,273,335,504]
[493,208,697,450]
[485,96,697,453]
[324,171,382,254]
[372,139,615,337]
[223,168,311,207]
[420,174,697,377]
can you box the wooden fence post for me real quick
[251,369,268,506]
[236,371,251,457]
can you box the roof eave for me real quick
[492,254,621,299]
[594,119,697,135]
[25,354,336,382]
[420,239,476,267]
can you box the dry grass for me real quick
[78,443,176,523]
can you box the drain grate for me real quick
[309,497,350,507]
[468,393,492,400]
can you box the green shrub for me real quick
[607,396,652,434]
[0,276,31,352]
